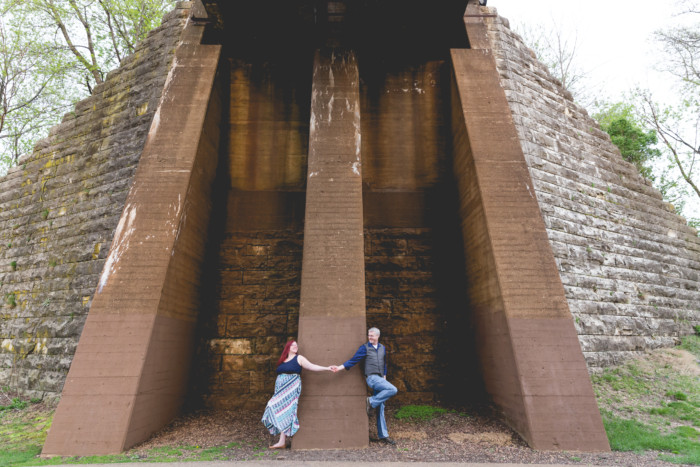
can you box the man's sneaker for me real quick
[379,437,396,446]
[366,397,372,415]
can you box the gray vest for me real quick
[363,343,385,377]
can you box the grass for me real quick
[394,405,449,421]
[0,439,266,466]
[0,398,28,411]
[393,405,472,422]
[602,416,700,465]
[592,334,700,465]
[1,335,698,465]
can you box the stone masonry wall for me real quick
[364,228,475,406]
[0,3,192,398]
[364,228,441,405]
[483,8,700,368]
[193,230,303,410]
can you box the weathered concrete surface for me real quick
[0,3,193,400]
[41,8,223,455]
[360,59,476,406]
[293,48,369,450]
[448,1,609,451]
[481,5,700,367]
[189,56,310,410]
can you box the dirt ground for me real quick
[132,405,687,465]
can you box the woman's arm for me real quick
[297,355,331,372]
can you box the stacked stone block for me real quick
[0,3,192,398]
[196,231,303,409]
[364,228,438,403]
[484,9,700,368]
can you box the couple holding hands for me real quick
[261,327,398,449]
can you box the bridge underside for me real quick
[42,0,610,455]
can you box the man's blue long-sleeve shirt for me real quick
[343,342,387,376]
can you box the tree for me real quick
[636,89,700,224]
[0,5,74,167]
[0,0,173,172]
[515,20,590,105]
[593,102,662,181]
[633,1,700,228]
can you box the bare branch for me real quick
[97,0,122,63]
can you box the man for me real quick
[331,327,398,445]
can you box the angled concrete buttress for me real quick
[42,9,224,456]
[292,48,369,449]
[446,0,610,451]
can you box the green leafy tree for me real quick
[594,102,662,181]
[0,0,173,173]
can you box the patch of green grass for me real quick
[0,408,52,453]
[23,453,143,465]
[593,336,700,464]
[0,446,43,466]
[681,335,700,359]
[667,391,689,401]
[602,414,700,465]
[5,292,17,307]
[0,398,28,411]
[675,426,699,439]
[5,442,250,466]
[394,405,448,421]
[650,401,700,426]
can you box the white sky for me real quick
[491,0,690,105]
[492,1,700,219]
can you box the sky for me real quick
[492,0,700,220]
[491,0,690,105]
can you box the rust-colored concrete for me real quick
[292,48,369,450]
[448,1,610,451]
[189,53,312,410]
[42,15,223,456]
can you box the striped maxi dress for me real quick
[261,372,302,437]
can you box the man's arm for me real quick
[338,344,367,371]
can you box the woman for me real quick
[261,340,332,449]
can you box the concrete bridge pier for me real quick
[292,47,369,450]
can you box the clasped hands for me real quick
[328,365,343,373]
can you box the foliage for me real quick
[634,89,700,222]
[0,0,174,173]
[0,400,52,462]
[625,2,700,229]
[394,405,448,421]
[592,335,700,464]
[0,398,27,411]
[593,102,662,180]
[680,334,700,358]
[601,414,700,465]
[0,446,42,467]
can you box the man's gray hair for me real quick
[368,327,380,336]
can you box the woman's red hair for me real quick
[277,340,296,367]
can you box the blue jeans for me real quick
[366,374,398,439]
